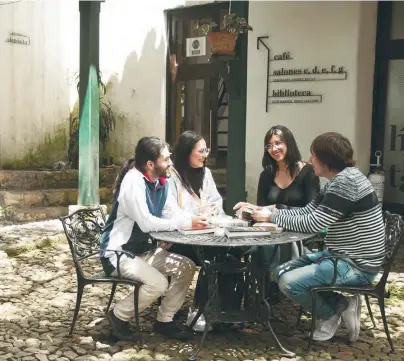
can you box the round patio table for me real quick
[150,230,311,247]
[150,230,316,360]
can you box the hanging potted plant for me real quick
[202,14,253,56]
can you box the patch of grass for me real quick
[3,235,66,257]
[1,123,68,169]
[37,236,65,249]
[387,283,404,300]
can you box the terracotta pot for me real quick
[208,32,237,56]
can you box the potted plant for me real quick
[202,14,253,56]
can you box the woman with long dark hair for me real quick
[167,130,224,263]
[166,131,242,330]
[234,125,320,300]
[235,124,320,235]
[257,125,319,209]
[169,130,223,217]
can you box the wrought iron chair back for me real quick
[60,206,142,339]
[61,206,106,279]
[378,212,404,287]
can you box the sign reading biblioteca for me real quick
[268,53,347,105]
[257,37,348,109]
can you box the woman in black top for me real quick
[257,148,319,208]
[235,125,320,269]
[257,125,319,209]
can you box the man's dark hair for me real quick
[113,137,168,200]
[172,130,205,196]
[311,132,355,172]
[262,125,302,177]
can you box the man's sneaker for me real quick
[107,310,137,341]
[311,313,341,341]
[341,294,361,343]
[153,321,194,340]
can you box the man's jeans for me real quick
[274,250,377,320]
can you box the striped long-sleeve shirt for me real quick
[272,167,385,273]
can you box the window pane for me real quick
[383,59,404,203]
[391,2,404,40]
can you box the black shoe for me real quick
[153,321,194,340]
[173,308,188,321]
[107,310,137,341]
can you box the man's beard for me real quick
[155,165,171,178]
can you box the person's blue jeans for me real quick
[274,250,377,320]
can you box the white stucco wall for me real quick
[245,1,377,202]
[99,0,183,163]
[0,0,78,168]
[0,0,197,168]
[100,0,216,163]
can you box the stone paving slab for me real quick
[0,220,65,256]
[0,221,404,361]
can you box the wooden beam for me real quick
[226,1,249,213]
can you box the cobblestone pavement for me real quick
[1,220,404,361]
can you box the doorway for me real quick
[165,2,231,168]
[371,1,404,214]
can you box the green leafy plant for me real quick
[68,72,116,168]
[223,13,253,37]
[200,13,253,38]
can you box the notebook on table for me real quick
[208,215,249,228]
[224,226,272,239]
[253,222,283,233]
[178,226,216,235]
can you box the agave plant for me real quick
[200,22,217,36]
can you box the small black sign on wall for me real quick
[5,32,30,46]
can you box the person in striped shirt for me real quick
[252,132,385,343]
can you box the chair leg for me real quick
[308,291,317,353]
[378,296,394,351]
[70,282,85,336]
[188,308,203,330]
[106,283,117,314]
[297,306,303,327]
[134,285,142,344]
[187,321,211,361]
[365,295,376,328]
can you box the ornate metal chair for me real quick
[60,206,142,337]
[296,211,404,352]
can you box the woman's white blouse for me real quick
[166,167,224,216]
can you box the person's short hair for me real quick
[311,132,355,172]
